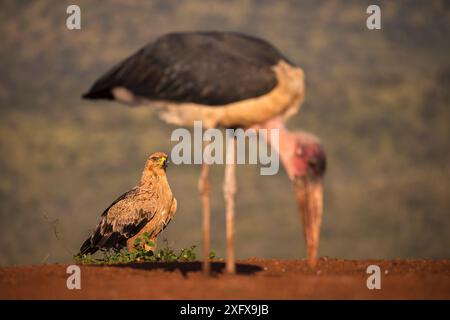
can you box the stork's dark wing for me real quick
[79,187,157,255]
[83,32,292,105]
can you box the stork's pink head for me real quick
[281,131,326,181]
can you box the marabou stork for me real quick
[83,31,326,274]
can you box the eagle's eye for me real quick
[150,156,167,168]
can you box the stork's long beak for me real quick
[293,177,323,267]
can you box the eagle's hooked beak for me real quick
[161,157,169,170]
[293,176,323,267]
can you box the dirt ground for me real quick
[1,258,449,299]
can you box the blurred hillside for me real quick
[0,0,449,265]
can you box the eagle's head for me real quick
[146,152,169,172]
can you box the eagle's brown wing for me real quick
[159,196,177,234]
[79,187,159,255]
[125,196,177,251]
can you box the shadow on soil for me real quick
[104,261,263,277]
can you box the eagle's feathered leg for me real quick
[224,134,237,274]
[126,233,157,252]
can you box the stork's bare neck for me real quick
[254,117,292,178]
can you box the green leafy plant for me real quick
[74,232,199,265]
[208,251,217,259]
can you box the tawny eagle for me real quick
[80,152,177,255]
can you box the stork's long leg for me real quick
[198,158,211,275]
[224,134,236,274]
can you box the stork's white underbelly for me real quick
[112,60,304,129]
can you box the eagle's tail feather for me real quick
[79,236,98,255]
[79,229,125,255]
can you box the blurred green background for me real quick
[0,0,449,266]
